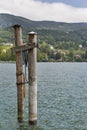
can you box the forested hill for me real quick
[0,13,87,31]
[0,13,87,48]
[1,13,87,62]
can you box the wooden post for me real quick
[13,25,25,122]
[28,32,37,125]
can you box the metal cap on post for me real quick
[28,31,37,44]
[28,32,37,125]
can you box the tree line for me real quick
[0,28,87,62]
[1,43,87,62]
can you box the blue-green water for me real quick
[0,63,87,130]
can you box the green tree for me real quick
[85,50,87,59]
[68,50,74,61]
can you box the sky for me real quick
[0,0,87,23]
[39,0,87,8]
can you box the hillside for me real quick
[0,13,87,48]
[1,13,87,62]
[0,13,87,31]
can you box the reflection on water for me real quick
[17,123,44,130]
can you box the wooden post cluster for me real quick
[13,25,37,125]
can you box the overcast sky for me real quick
[0,0,87,23]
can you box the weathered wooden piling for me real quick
[12,25,38,124]
[28,32,37,125]
[13,25,25,122]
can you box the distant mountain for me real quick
[0,13,87,48]
[0,13,87,31]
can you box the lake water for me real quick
[0,63,87,130]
